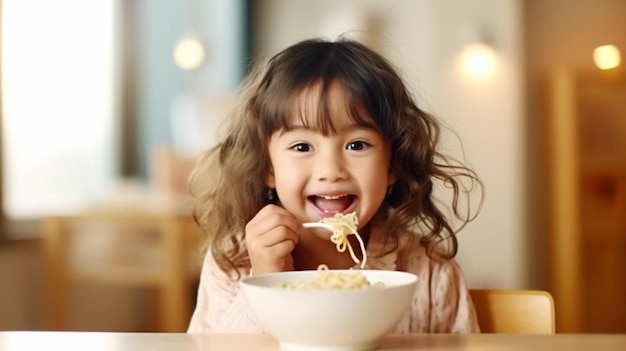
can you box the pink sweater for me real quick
[187,228,480,333]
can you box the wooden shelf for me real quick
[43,211,201,332]
[71,267,165,287]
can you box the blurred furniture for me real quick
[547,67,626,332]
[42,199,201,332]
[3,331,626,351]
[469,289,555,334]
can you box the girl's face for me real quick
[265,82,395,237]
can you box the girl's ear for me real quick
[265,170,276,188]
[388,169,397,187]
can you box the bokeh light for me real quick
[459,42,498,80]
[173,36,206,70]
[593,44,621,70]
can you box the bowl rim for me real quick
[239,269,418,291]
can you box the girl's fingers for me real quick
[246,225,299,253]
[245,205,302,274]
[247,233,297,274]
[253,238,297,263]
[246,205,302,239]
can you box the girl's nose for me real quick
[314,151,349,182]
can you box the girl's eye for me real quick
[290,143,312,152]
[347,141,370,151]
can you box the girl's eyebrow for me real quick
[279,122,378,137]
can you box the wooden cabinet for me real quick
[547,68,626,333]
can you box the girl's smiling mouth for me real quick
[308,194,357,216]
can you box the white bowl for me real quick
[240,269,418,351]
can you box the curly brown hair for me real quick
[188,37,483,274]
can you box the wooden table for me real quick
[1,332,626,351]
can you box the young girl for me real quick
[187,37,483,333]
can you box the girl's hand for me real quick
[245,204,302,275]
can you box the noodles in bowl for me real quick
[276,265,384,290]
[240,269,418,351]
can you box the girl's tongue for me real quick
[311,195,353,214]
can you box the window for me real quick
[1,0,118,218]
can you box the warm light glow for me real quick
[593,45,621,70]
[459,42,497,80]
[173,36,206,70]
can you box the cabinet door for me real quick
[577,71,626,333]
[548,68,626,333]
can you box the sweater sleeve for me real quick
[428,258,480,333]
[187,251,262,333]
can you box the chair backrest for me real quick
[469,289,556,334]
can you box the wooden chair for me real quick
[469,289,556,334]
[42,209,201,332]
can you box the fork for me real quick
[302,222,335,232]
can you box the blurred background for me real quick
[1,0,625,334]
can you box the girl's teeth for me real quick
[313,195,353,213]
[322,195,344,200]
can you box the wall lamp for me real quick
[458,26,498,81]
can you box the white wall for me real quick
[430,0,525,289]
[255,0,526,289]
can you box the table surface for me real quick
[2,332,626,351]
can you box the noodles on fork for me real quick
[320,212,367,269]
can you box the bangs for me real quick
[286,81,378,134]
